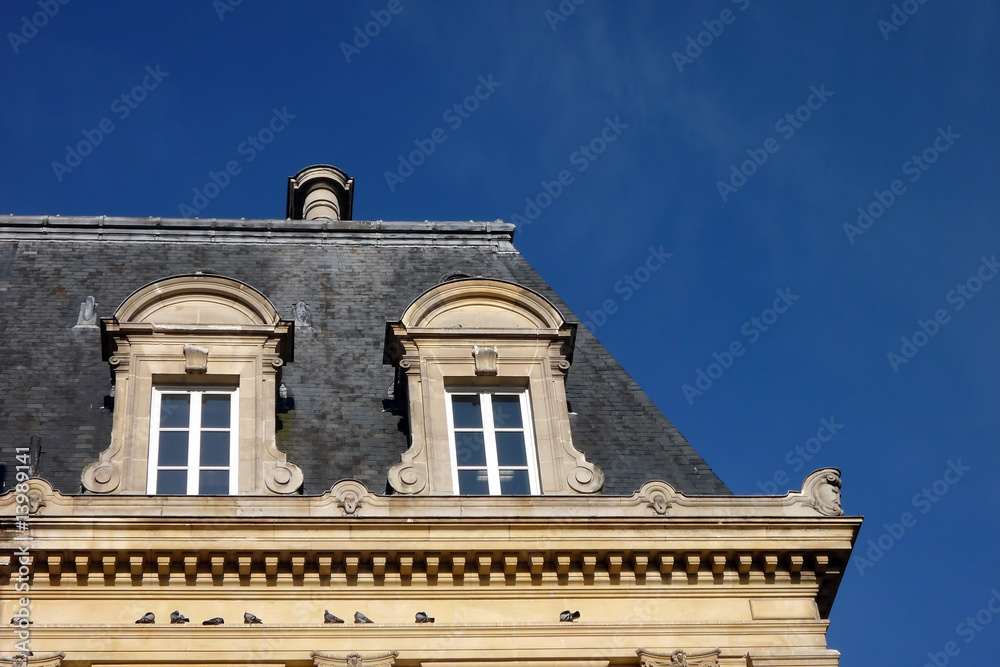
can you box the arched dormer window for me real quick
[383,279,603,496]
[82,275,302,495]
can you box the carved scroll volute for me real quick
[801,467,844,516]
[387,352,429,495]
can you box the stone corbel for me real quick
[312,651,398,667]
[637,648,721,667]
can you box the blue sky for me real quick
[3,1,999,663]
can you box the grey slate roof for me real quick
[0,216,729,496]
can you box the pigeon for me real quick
[324,610,345,624]
[9,617,32,624]
[170,610,190,624]
[354,611,374,624]
[135,612,155,624]
[244,612,263,624]
[202,617,225,625]
[415,611,435,623]
[559,610,581,622]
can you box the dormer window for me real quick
[384,278,603,496]
[82,275,302,495]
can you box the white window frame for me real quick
[445,387,540,496]
[147,387,239,495]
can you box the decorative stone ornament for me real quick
[472,345,498,375]
[183,344,209,373]
[74,296,98,327]
[637,648,721,667]
[311,651,398,667]
[384,279,604,495]
[82,274,302,495]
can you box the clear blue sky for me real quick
[3,1,998,663]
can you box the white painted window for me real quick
[147,388,238,495]
[446,388,540,495]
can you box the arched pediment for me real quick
[113,274,281,326]
[400,279,566,331]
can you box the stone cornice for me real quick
[0,216,516,248]
[2,469,848,520]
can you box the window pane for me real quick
[199,470,230,495]
[457,469,490,495]
[496,432,528,466]
[157,431,189,466]
[451,395,483,428]
[200,431,231,466]
[156,470,187,495]
[492,395,523,428]
[455,431,486,466]
[159,395,190,428]
[201,395,231,428]
[499,469,531,495]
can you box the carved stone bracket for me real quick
[637,648,721,667]
[264,460,304,494]
[312,651,398,667]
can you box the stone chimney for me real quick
[286,165,354,221]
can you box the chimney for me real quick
[286,165,354,221]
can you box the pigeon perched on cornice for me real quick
[354,611,374,624]
[135,612,155,624]
[415,611,435,623]
[559,610,581,622]
[10,617,32,624]
[324,610,345,624]
[170,610,189,624]
[244,612,263,624]
[202,617,225,625]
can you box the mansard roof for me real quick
[0,215,729,496]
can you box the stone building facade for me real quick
[1,166,859,667]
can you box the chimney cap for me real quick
[286,164,354,220]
